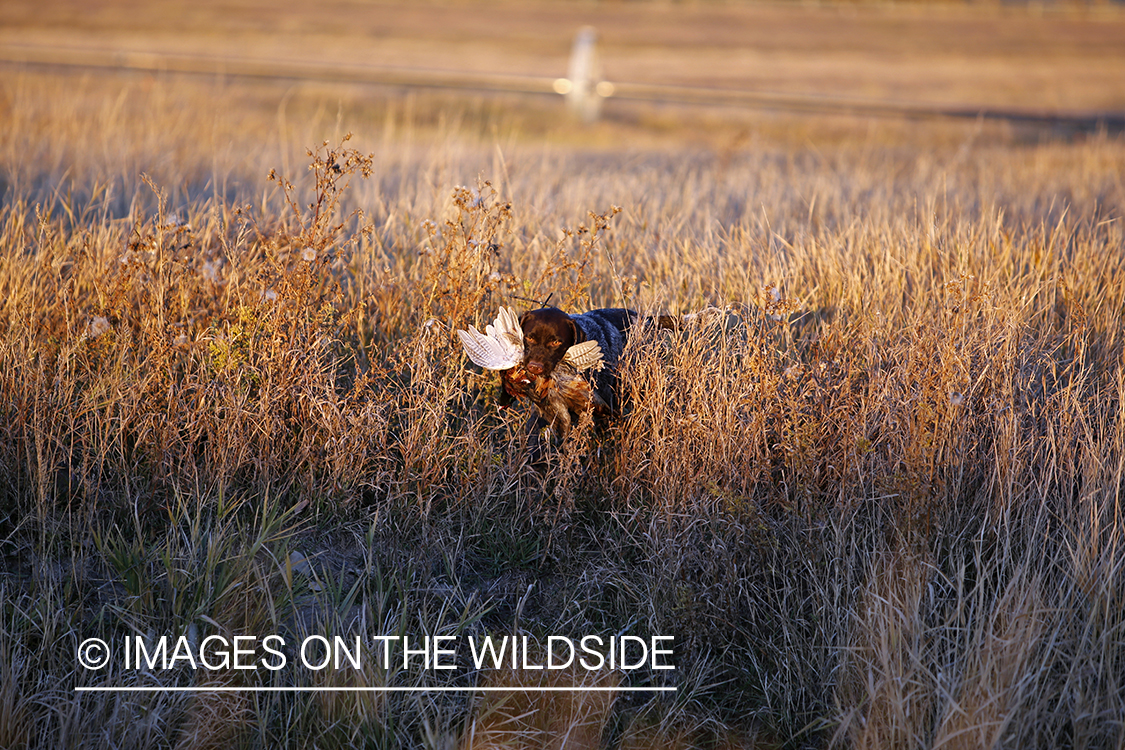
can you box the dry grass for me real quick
[460,663,619,750]
[2,15,1125,747]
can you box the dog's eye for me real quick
[549,340,562,348]
[525,336,536,345]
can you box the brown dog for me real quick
[498,307,642,438]
[457,304,679,443]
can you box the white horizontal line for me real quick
[76,686,674,693]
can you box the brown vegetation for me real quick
[2,3,1125,746]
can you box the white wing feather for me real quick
[488,306,524,349]
[457,326,520,370]
[457,307,523,370]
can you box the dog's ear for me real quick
[568,317,582,345]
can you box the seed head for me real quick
[88,316,110,338]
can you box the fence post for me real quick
[554,26,614,123]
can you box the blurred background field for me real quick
[3,0,1125,111]
[2,1,1125,749]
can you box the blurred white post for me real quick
[554,26,614,124]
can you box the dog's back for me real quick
[568,308,635,413]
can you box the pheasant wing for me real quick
[489,306,524,349]
[456,325,521,370]
[457,306,525,370]
[562,339,604,371]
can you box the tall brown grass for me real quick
[1,68,1124,748]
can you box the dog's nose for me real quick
[526,361,544,376]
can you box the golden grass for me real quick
[1,41,1125,749]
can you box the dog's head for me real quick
[519,307,579,378]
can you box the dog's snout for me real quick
[526,361,545,376]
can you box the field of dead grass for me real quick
[2,3,1125,747]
